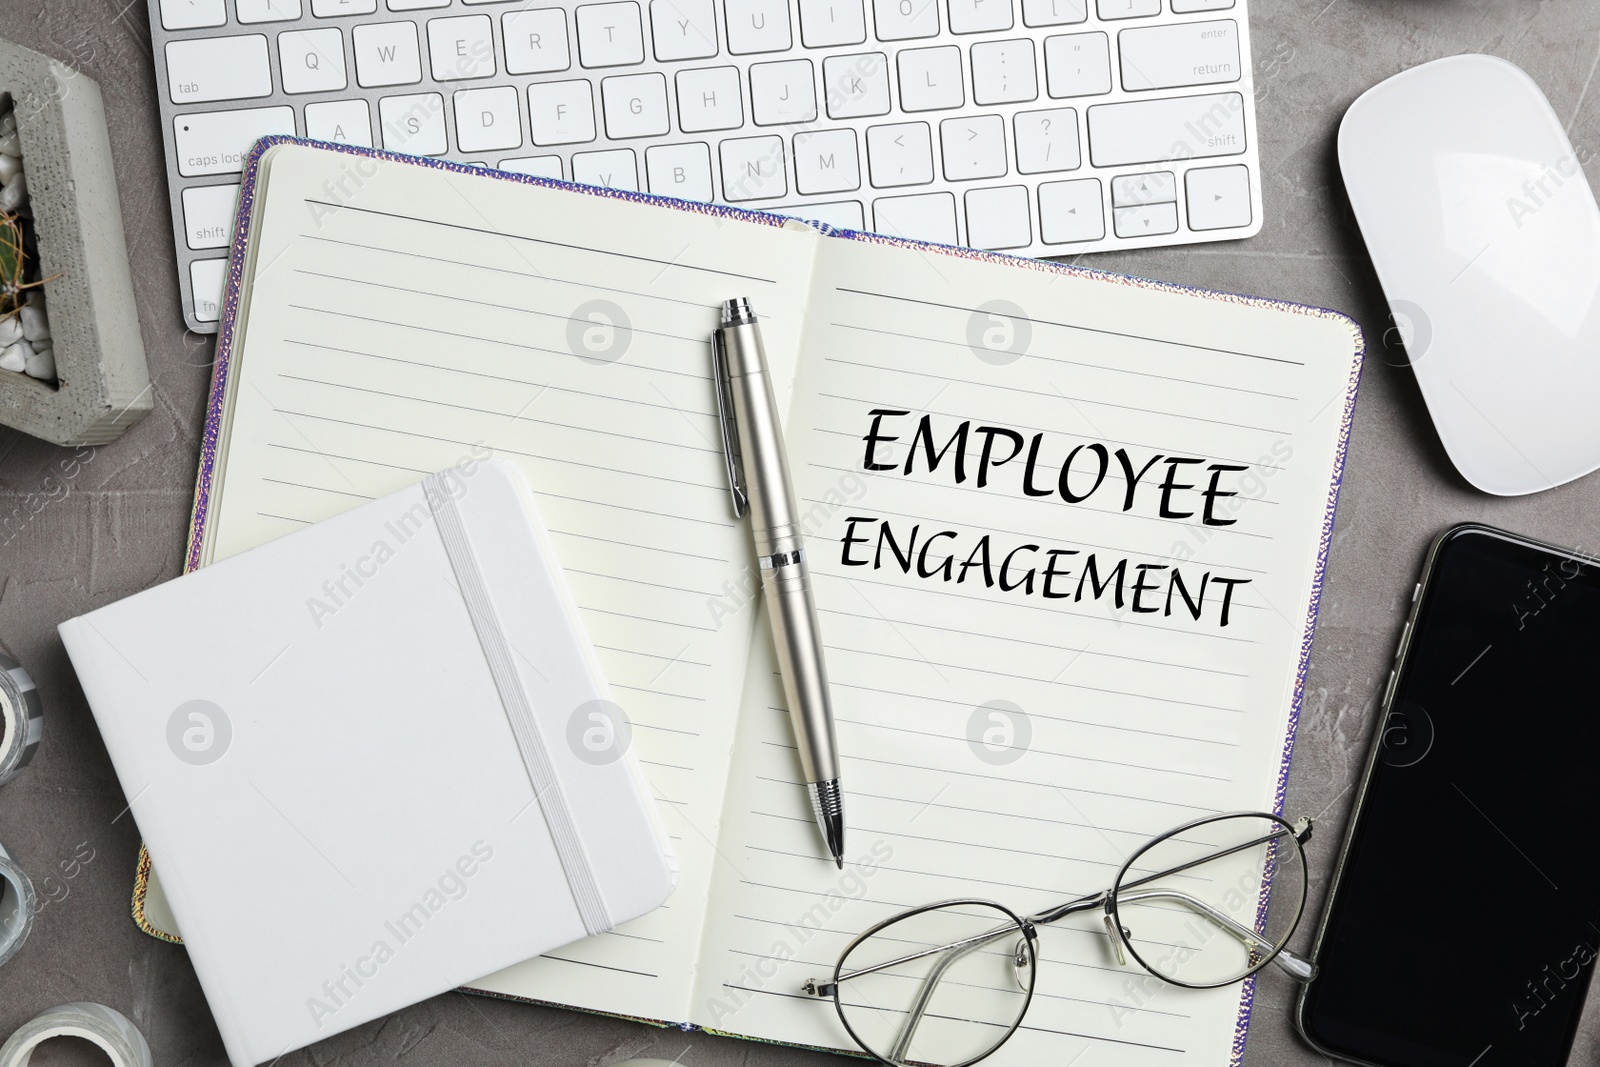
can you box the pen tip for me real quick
[835,856,844,869]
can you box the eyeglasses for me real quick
[802,811,1318,1067]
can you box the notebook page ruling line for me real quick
[147,137,825,1023]
[691,236,1361,1060]
[184,137,815,578]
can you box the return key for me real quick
[1118,19,1239,92]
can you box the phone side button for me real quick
[1394,622,1410,659]
[1411,581,1421,603]
[1381,668,1397,709]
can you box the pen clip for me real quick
[711,328,749,519]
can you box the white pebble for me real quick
[0,155,17,185]
[0,172,25,213]
[19,303,47,342]
[0,342,27,372]
[0,315,19,346]
[24,347,54,380]
[0,130,17,158]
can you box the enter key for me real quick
[1118,19,1240,91]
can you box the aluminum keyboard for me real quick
[150,0,1261,332]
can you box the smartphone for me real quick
[1297,524,1600,1067]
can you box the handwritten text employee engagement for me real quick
[838,410,1259,629]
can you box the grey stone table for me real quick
[4,0,1600,1064]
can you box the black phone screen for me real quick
[1299,526,1600,1067]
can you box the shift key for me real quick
[1087,91,1244,167]
[174,107,296,176]
[1119,20,1240,91]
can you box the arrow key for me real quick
[1112,201,1178,237]
[1184,163,1252,230]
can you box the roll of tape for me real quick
[0,842,34,969]
[0,652,42,787]
[0,1003,152,1067]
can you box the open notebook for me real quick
[139,139,1362,1064]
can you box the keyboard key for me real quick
[971,39,1036,105]
[1119,20,1239,91]
[719,135,786,200]
[725,0,792,54]
[161,0,226,30]
[278,28,347,94]
[528,80,598,144]
[428,14,496,80]
[823,53,891,118]
[1113,201,1177,236]
[1038,177,1102,242]
[866,121,932,186]
[304,99,374,144]
[182,183,240,249]
[454,85,522,151]
[677,66,744,131]
[940,115,1006,180]
[602,72,671,137]
[1110,170,1173,206]
[572,147,640,189]
[1096,0,1157,16]
[897,46,963,111]
[499,155,563,177]
[947,0,1010,34]
[311,0,376,16]
[577,2,646,67]
[504,10,571,73]
[1172,0,1234,9]
[873,191,955,242]
[1184,163,1251,229]
[965,185,1030,248]
[379,92,448,154]
[165,36,272,104]
[646,142,714,199]
[771,200,865,229]
[1019,0,1082,26]
[354,22,422,86]
[237,0,301,22]
[1014,107,1078,172]
[651,0,719,59]
[1087,91,1244,166]
[1043,32,1109,98]
[750,60,817,125]
[388,0,450,11]
[799,0,866,47]
[872,0,938,41]
[173,106,294,175]
[190,258,227,322]
[498,156,562,178]
[793,128,860,192]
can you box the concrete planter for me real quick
[0,38,150,446]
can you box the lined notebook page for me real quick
[192,146,821,1023]
[692,237,1360,1063]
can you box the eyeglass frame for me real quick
[801,811,1320,1067]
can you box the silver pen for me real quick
[712,297,845,868]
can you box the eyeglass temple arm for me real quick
[885,930,1002,1064]
[805,922,1022,997]
[1114,887,1318,983]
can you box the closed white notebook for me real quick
[59,458,675,1067]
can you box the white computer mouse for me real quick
[1340,54,1600,496]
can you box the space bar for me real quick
[1087,93,1247,167]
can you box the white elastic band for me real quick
[0,1003,152,1067]
[424,473,612,937]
